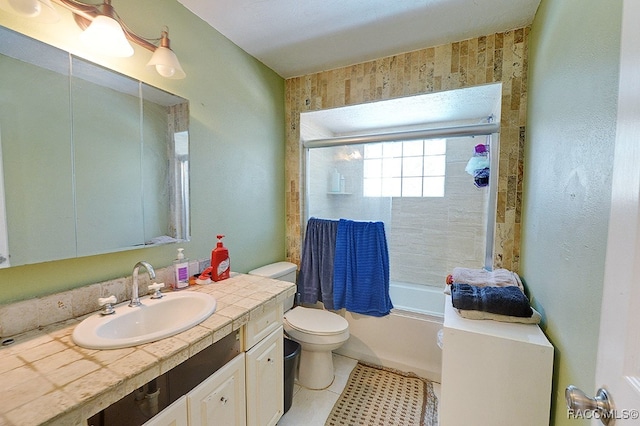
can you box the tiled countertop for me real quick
[0,273,296,426]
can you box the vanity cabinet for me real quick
[440,295,554,425]
[139,303,285,426]
[187,353,247,426]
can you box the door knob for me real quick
[565,385,614,425]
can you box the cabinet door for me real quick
[187,353,246,426]
[143,396,188,426]
[246,327,283,426]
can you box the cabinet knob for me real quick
[220,397,228,405]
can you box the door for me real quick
[0,126,9,268]
[591,0,640,423]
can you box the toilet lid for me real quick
[284,306,349,335]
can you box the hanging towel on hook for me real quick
[333,219,393,317]
[298,218,339,309]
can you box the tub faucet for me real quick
[130,261,156,307]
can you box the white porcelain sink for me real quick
[72,291,217,350]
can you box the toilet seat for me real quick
[284,306,348,336]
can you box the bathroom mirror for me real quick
[0,26,190,267]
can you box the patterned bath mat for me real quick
[325,362,438,426]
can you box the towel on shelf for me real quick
[298,218,339,309]
[333,219,393,317]
[451,283,533,317]
[448,267,524,291]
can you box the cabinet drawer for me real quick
[244,304,283,350]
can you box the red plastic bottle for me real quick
[211,234,230,281]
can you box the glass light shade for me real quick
[0,0,59,23]
[80,15,134,58]
[146,46,186,79]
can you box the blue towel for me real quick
[451,283,533,317]
[297,218,339,309]
[333,219,393,317]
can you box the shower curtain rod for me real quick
[303,122,500,149]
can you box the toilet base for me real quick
[297,348,335,390]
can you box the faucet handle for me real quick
[98,295,117,315]
[148,282,165,299]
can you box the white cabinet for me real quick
[143,396,188,426]
[440,295,554,426]
[246,327,284,426]
[187,353,247,426]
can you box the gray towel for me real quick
[297,218,338,309]
[451,283,533,317]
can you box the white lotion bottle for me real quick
[174,248,189,289]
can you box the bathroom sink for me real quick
[72,291,217,350]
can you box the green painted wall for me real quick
[522,0,622,424]
[0,0,285,303]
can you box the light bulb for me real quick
[155,64,176,78]
[80,15,134,58]
[146,45,185,79]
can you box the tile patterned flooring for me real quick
[278,354,441,426]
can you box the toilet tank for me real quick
[248,261,297,283]
[248,261,297,310]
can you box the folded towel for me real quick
[450,267,524,292]
[333,219,393,317]
[455,307,542,324]
[451,283,533,317]
[298,218,339,309]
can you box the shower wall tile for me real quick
[285,27,529,272]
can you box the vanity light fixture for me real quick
[0,0,186,79]
[0,0,60,23]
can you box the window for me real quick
[363,139,446,197]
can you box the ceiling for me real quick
[178,0,541,79]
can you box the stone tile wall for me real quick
[285,27,528,272]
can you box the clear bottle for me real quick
[174,248,189,289]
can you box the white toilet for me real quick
[248,261,350,390]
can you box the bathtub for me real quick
[388,281,445,316]
[334,282,444,382]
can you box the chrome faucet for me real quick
[130,261,156,307]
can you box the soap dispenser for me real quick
[211,235,230,282]
[173,248,189,289]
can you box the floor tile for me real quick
[278,387,340,426]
